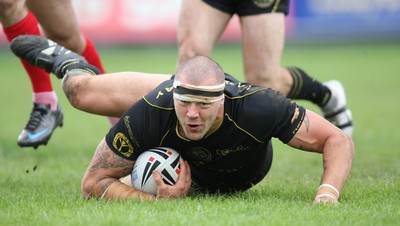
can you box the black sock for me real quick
[286,67,331,107]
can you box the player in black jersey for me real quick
[10,35,355,204]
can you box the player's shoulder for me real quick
[224,73,292,119]
[143,78,174,110]
[224,73,282,101]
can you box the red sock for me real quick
[81,36,106,73]
[3,11,54,94]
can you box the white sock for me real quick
[33,91,58,111]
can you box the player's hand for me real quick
[313,184,340,205]
[313,195,339,205]
[153,158,191,199]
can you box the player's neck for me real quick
[205,107,224,137]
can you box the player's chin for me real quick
[185,132,205,141]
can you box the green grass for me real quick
[1,42,400,226]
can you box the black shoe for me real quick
[10,35,99,78]
[17,103,64,149]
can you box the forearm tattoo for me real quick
[89,141,132,176]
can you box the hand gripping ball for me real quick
[131,147,181,195]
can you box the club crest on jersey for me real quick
[112,132,134,157]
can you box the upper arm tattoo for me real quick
[303,113,310,132]
[296,114,310,150]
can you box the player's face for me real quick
[174,98,223,141]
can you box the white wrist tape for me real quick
[319,183,340,197]
[315,193,337,200]
[100,181,118,200]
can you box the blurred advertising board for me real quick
[0,0,399,45]
[290,0,400,42]
[0,0,241,45]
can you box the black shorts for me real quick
[202,0,290,16]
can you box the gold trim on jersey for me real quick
[159,129,172,146]
[272,0,282,12]
[224,87,269,100]
[224,113,263,143]
[204,115,224,139]
[175,121,191,142]
[143,96,174,110]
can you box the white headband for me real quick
[173,80,225,103]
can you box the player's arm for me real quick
[81,138,155,201]
[81,138,192,200]
[287,110,355,204]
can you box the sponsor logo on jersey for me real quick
[124,116,140,148]
[216,145,250,156]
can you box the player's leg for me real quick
[240,13,353,136]
[26,0,105,71]
[10,35,169,117]
[62,72,170,117]
[26,0,118,124]
[177,0,231,64]
[0,0,63,148]
[240,13,292,94]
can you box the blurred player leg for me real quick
[1,0,63,148]
[27,0,119,125]
[240,13,292,94]
[177,0,231,64]
[241,13,352,136]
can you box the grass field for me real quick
[0,41,400,226]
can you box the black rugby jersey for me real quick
[105,74,305,192]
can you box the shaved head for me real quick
[175,56,225,85]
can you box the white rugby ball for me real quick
[131,147,180,195]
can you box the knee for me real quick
[62,76,87,109]
[0,0,25,22]
[46,33,85,53]
[177,37,210,64]
[178,41,197,63]
[245,69,279,86]
[245,67,293,95]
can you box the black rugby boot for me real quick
[10,35,100,78]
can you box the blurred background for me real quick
[1,0,400,46]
